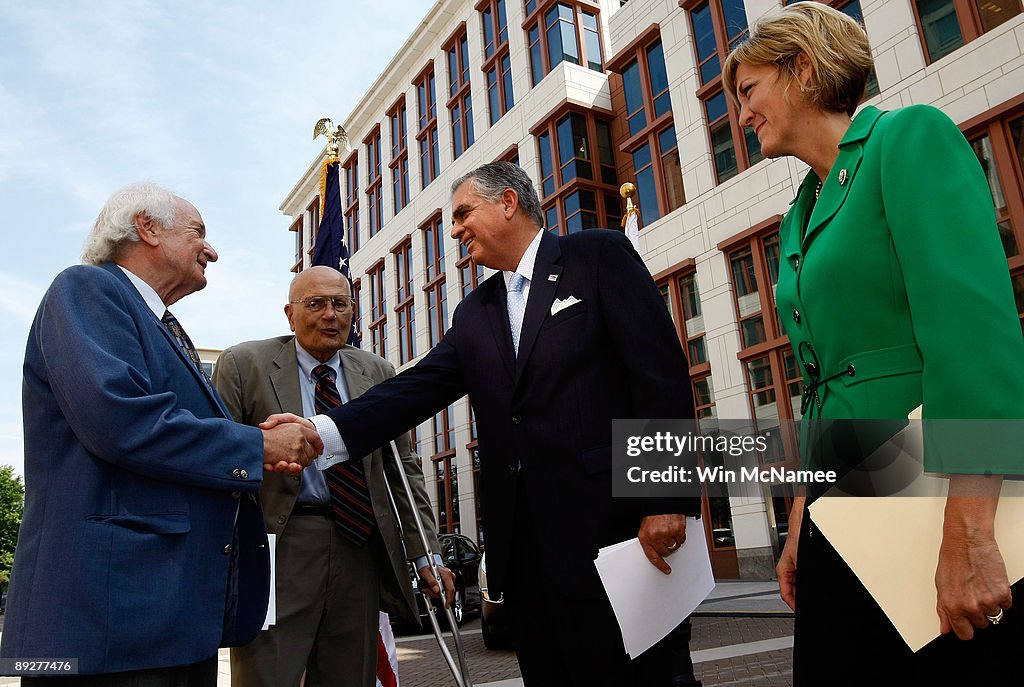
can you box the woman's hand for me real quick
[935,475,1012,640]
[777,495,805,612]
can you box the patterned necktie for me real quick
[161,310,211,383]
[313,364,375,544]
[507,272,527,356]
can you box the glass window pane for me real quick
[692,3,716,63]
[584,17,603,71]
[647,40,668,97]
[654,92,672,120]
[741,315,766,347]
[680,272,703,329]
[545,205,560,233]
[633,141,653,170]
[483,8,495,58]
[688,336,707,365]
[975,0,1021,31]
[636,164,659,226]
[746,126,763,165]
[721,0,749,43]
[711,120,738,183]
[529,25,544,85]
[623,60,646,134]
[705,90,727,123]
[916,0,965,62]
[502,54,515,109]
[971,132,1018,257]
[561,17,580,65]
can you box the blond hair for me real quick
[723,2,873,117]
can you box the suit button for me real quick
[231,491,241,499]
[794,258,800,270]
[792,309,801,324]
[511,415,522,425]
[278,515,287,525]
[231,468,241,478]
[239,469,249,479]
[507,464,518,473]
[223,544,233,554]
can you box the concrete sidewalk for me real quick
[0,579,793,686]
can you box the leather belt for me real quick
[292,503,330,517]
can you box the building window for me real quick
[718,218,801,467]
[343,153,361,255]
[351,277,362,347]
[609,31,685,226]
[415,65,441,188]
[534,107,621,234]
[961,95,1024,329]
[466,402,482,541]
[481,0,515,125]
[289,215,303,273]
[306,197,321,261]
[422,213,450,347]
[912,0,1022,64]
[684,0,762,184]
[784,1,879,98]
[525,1,604,87]
[392,237,416,364]
[431,404,459,533]
[657,262,735,551]
[446,28,476,159]
[367,260,387,358]
[389,98,411,215]
[456,239,486,298]
[365,127,384,239]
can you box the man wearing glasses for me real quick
[213,266,452,687]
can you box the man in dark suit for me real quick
[213,266,452,687]
[273,162,700,686]
[0,183,321,686]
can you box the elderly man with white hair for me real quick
[0,183,322,687]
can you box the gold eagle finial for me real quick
[313,118,350,161]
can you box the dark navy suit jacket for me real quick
[0,263,269,674]
[327,229,699,600]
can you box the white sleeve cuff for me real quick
[310,414,349,469]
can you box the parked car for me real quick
[478,552,513,649]
[409,533,482,628]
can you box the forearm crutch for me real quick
[385,439,473,687]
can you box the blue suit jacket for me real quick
[0,263,268,674]
[326,229,699,600]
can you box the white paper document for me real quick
[809,408,1024,652]
[261,533,277,630]
[593,517,715,657]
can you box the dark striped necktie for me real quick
[161,310,211,383]
[312,364,375,545]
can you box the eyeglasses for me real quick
[290,296,354,313]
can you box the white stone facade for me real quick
[282,0,1024,576]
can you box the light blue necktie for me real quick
[507,272,527,356]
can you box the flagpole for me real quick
[620,182,641,252]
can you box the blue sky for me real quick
[0,0,436,476]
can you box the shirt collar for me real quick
[117,265,165,318]
[295,341,342,381]
[503,228,543,290]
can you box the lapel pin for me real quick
[838,169,848,185]
[548,274,558,282]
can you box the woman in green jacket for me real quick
[724,3,1023,683]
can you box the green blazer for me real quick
[775,105,1024,474]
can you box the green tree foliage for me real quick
[0,465,24,585]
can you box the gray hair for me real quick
[81,182,179,265]
[450,162,544,227]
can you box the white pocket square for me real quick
[550,296,582,317]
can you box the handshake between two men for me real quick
[258,412,323,475]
